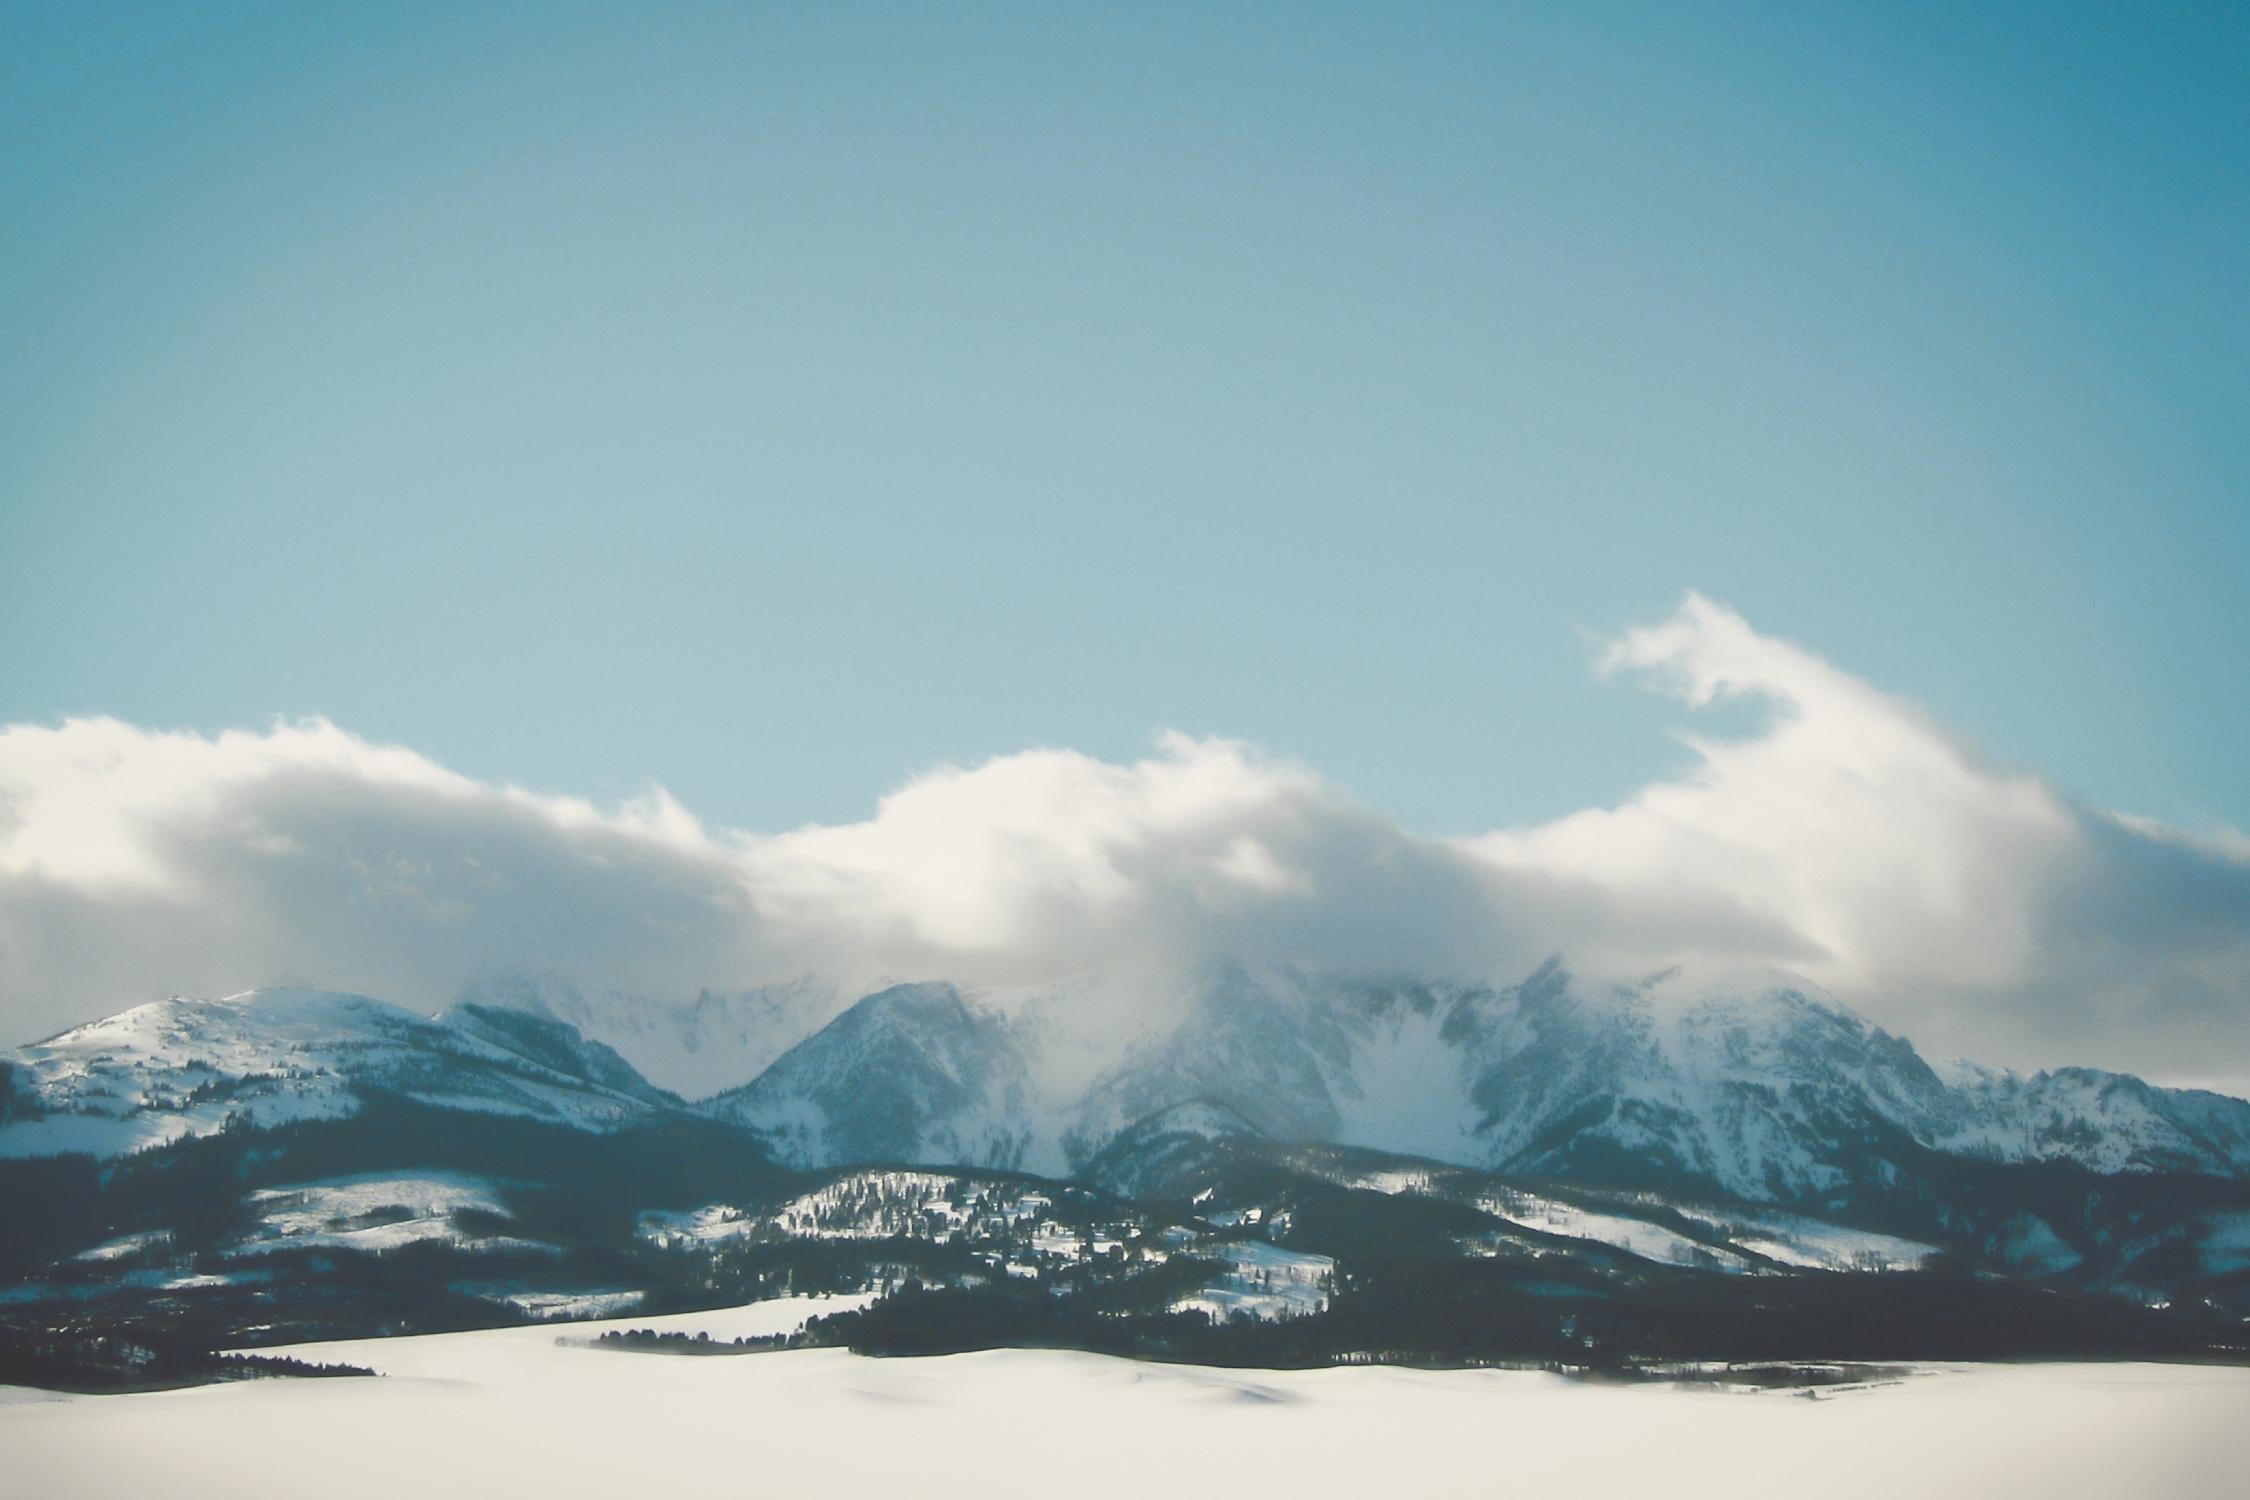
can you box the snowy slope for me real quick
[0,989,675,1159]
[232,1172,543,1257]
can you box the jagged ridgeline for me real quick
[3,967,2249,1381]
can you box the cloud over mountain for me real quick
[2,596,2244,1085]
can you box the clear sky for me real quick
[5,1,2245,839]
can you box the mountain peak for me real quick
[703,980,1035,1171]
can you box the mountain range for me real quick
[7,960,2250,1385]
[9,960,2249,1210]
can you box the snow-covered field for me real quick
[3,1301,2245,1499]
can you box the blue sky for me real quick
[4,1,2245,839]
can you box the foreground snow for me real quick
[2,1306,2244,1498]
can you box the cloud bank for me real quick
[2,595,2245,1085]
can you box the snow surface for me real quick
[1478,1190,1749,1271]
[1326,998,1482,1164]
[1671,1205,1939,1272]
[1171,1239,1334,1321]
[67,1230,173,1265]
[5,1318,2246,1499]
[484,1290,646,1320]
[233,1172,535,1257]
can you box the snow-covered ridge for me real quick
[6,962,2248,1205]
[689,960,2250,1202]
[0,988,674,1159]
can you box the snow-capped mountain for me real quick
[10,970,2250,1381]
[1425,960,1957,1200]
[0,989,674,1159]
[451,974,842,1100]
[698,959,2250,1204]
[7,961,2248,1212]
[704,983,1039,1170]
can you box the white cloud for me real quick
[0,716,471,887]
[731,732,1480,985]
[1472,592,2081,993]
[1,596,2245,1084]
[1469,595,2250,1072]
[0,717,766,1042]
[739,733,1323,953]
